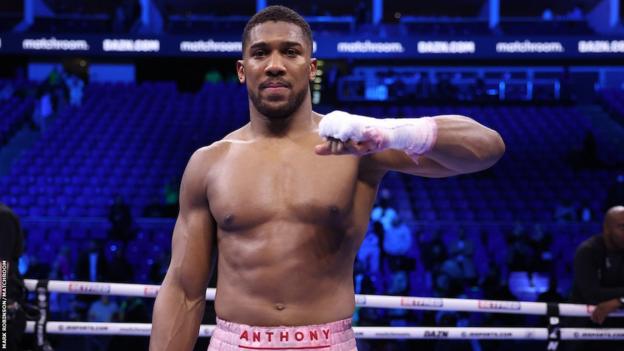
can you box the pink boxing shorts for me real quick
[208,317,357,351]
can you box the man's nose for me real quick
[265,52,286,76]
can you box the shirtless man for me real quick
[150,6,505,351]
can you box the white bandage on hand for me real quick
[318,110,438,155]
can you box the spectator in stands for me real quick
[419,228,448,290]
[356,221,382,275]
[478,227,491,255]
[567,6,584,20]
[354,220,386,348]
[109,297,151,349]
[121,297,150,322]
[560,66,573,102]
[383,217,413,272]
[50,244,73,281]
[436,73,457,101]
[77,240,109,283]
[354,274,381,313]
[353,258,383,351]
[108,194,135,242]
[113,5,126,32]
[436,249,477,297]
[88,295,119,322]
[149,251,171,285]
[415,72,432,100]
[65,74,84,107]
[76,240,109,317]
[20,253,49,280]
[355,0,369,25]
[572,207,624,314]
[473,77,486,101]
[49,244,76,319]
[567,206,624,351]
[480,265,503,300]
[204,69,223,84]
[144,195,166,217]
[353,221,383,347]
[449,227,474,258]
[88,295,120,351]
[0,203,27,350]
[568,130,599,169]
[385,270,411,323]
[434,308,474,351]
[47,65,62,87]
[382,270,412,351]
[480,268,524,351]
[46,65,69,112]
[107,243,134,283]
[554,197,579,222]
[529,224,553,273]
[581,131,598,167]
[0,81,14,100]
[162,177,180,217]
[32,92,53,131]
[506,223,538,273]
[370,188,398,230]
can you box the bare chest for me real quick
[208,141,361,230]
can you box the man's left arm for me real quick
[316,112,505,178]
[573,239,624,324]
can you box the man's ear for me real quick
[309,58,318,81]
[236,60,245,83]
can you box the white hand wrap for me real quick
[319,110,438,155]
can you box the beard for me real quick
[248,85,308,120]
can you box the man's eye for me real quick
[286,49,298,56]
[253,50,266,57]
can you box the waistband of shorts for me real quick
[215,317,353,334]
[212,316,355,349]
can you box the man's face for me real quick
[605,209,624,250]
[237,21,317,119]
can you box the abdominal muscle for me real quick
[213,221,360,327]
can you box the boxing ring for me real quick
[21,279,624,349]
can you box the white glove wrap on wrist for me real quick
[318,110,438,156]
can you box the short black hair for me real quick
[242,5,313,55]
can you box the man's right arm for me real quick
[150,149,216,351]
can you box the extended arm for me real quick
[150,150,216,351]
[316,111,505,178]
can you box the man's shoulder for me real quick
[576,234,605,254]
[221,124,250,142]
[189,140,236,165]
[190,126,250,163]
[0,203,16,218]
[191,141,228,161]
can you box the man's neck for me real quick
[248,101,315,138]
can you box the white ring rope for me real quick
[22,322,624,340]
[23,279,624,317]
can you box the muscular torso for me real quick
[205,125,381,326]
